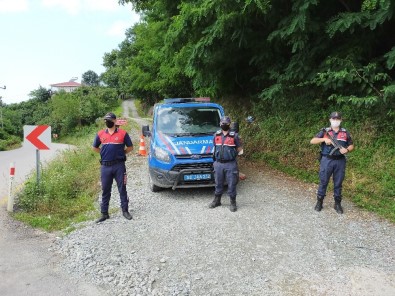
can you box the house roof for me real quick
[50,81,82,87]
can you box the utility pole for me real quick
[0,96,3,129]
[0,85,6,129]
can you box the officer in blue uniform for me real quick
[209,116,243,212]
[310,112,354,214]
[92,112,134,222]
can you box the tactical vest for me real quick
[97,128,128,161]
[98,128,128,144]
[214,131,238,162]
[321,127,349,156]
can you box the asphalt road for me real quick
[0,142,105,296]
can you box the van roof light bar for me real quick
[163,97,211,104]
[194,97,211,102]
[164,98,194,103]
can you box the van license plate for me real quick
[184,174,211,181]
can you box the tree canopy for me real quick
[82,70,100,86]
[109,0,394,118]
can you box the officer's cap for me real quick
[329,111,342,119]
[220,116,231,125]
[104,112,117,120]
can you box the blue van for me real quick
[142,98,225,192]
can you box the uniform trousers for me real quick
[100,162,129,213]
[318,156,346,201]
[213,160,239,198]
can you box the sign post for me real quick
[7,162,15,212]
[36,149,41,184]
[23,125,51,185]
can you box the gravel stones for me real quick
[52,102,395,295]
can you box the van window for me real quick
[157,107,221,135]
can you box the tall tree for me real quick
[29,85,52,102]
[82,70,100,86]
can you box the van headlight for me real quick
[153,146,171,163]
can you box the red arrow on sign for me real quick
[26,125,50,150]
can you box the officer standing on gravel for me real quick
[310,112,354,214]
[92,112,134,222]
[209,116,243,212]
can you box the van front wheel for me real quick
[149,174,162,192]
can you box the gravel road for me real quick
[53,100,394,296]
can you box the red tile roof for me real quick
[50,81,82,87]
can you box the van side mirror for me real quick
[142,125,151,137]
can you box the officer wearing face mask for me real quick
[92,112,134,222]
[310,112,354,214]
[209,116,243,212]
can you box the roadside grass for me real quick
[0,135,22,151]
[13,132,100,231]
[220,100,395,223]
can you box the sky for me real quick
[0,0,140,104]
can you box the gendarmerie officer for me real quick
[92,112,134,222]
[209,116,243,212]
[310,111,354,214]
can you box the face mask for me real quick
[221,124,230,131]
[105,121,115,128]
[330,119,341,128]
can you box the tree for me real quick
[49,86,117,134]
[112,0,395,118]
[82,70,100,86]
[29,86,52,102]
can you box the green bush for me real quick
[0,135,22,151]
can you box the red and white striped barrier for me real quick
[7,162,15,212]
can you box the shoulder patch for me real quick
[229,131,235,137]
[216,130,222,135]
[340,128,347,132]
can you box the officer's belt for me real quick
[100,160,124,166]
[323,155,345,160]
[217,159,235,163]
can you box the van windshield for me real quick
[156,107,221,136]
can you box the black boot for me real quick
[122,210,133,220]
[209,195,222,208]
[230,197,237,212]
[314,196,324,212]
[334,201,343,214]
[96,212,109,223]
